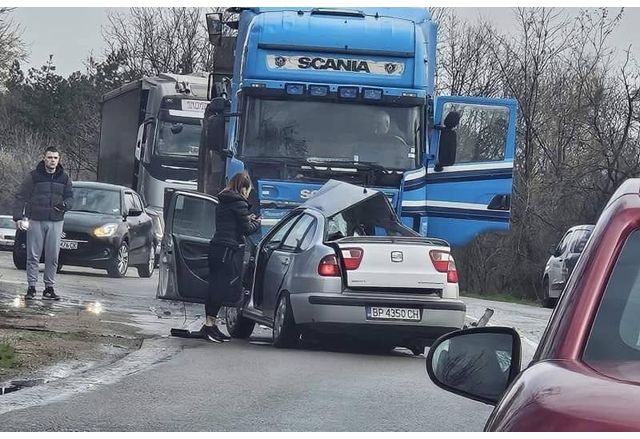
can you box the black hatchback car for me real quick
[13,181,156,278]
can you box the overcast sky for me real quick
[10,7,640,77]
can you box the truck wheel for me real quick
[225,306,255,339]
[272,293,300,348]
[107,241,129,278]
[13,247,26,270]
[136,243,155,278]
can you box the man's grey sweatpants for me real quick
[26,220,64,288]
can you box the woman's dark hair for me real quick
[223,171,252,195]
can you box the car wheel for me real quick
[136,243,155,278]
[409,344,426,356]
[13,247,26,270]
[542,277,555,309]
[107,241,129,278]
[272,293,300,348]
[225,306,255,339]
[154,243,160,268]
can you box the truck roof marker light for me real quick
[285,83,305,95]
[338,87,358,99]
[309,85,329,97]
[362,88,383,100]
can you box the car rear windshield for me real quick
[584,229,640,364]
[325,196,417,241]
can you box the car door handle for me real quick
[281,259,290,266]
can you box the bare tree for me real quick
[102,7,236,77]
[0,128,52,212]
[444,8,634,300]
[434,9,505,97]
[104,8,211,76]
[0,8,25,85]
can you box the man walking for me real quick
[13,147,73,300]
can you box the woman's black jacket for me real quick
[211,190,260,248]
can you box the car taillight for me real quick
[447,258,458,284]
[318,255,341,277]
[429,250,458,284]
[341,247,364,270]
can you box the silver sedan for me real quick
[225,180,465,352]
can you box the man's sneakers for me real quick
[42,286,61,301]
[25,286,61,300]
[202,325,231,343]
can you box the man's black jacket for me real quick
[13,161,74,222]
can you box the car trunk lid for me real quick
[333,236,451,290]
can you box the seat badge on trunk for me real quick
[391,251,403,262]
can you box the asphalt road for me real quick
[0,251,550,431]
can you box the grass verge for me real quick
[461,291,540,307]
[0,342,18,369]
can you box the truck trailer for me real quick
[98,73,210,213]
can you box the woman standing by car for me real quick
[204,171,261,343]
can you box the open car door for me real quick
[157,190,217,303]
[400,96,517,246]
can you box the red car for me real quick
[426,179,640,431]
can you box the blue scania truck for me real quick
[199,7,517,247]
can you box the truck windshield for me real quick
[241,98,421,170]
[155,120,201,157]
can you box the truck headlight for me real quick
[94,223,119,237]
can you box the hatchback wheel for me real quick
[272,293,300,348]
[107,241,129,278]
[136,243,155,278]
[13,247,26,270]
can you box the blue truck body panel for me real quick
[220,7,517,247]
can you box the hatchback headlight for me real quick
[94,223,119,237]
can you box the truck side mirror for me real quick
[206,13,223,45]
[435,111,461,170]
[205,97,227,154]
[198,97,231,196]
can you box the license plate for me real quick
[60,240,78,250]
[366,306,421,321]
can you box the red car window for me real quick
[584,229,640,381]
